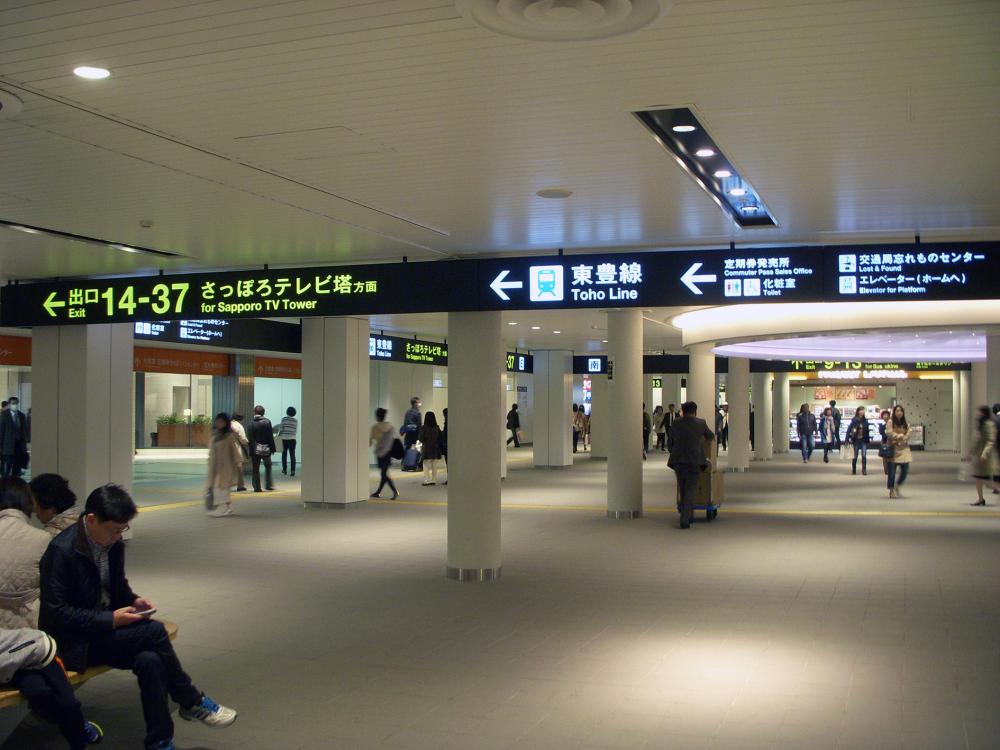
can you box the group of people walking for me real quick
[1,475,237,750]
[370,397,449,498]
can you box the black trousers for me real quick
[656,432,665,451]
[572,429,580,453]
[643,428,650,455]
[252,453,274,491]
[12,660,89,750]
[281,439,297,475]
[506,428,520,447]
[375,454,396,495]
[87,619,201,750]
[674,464,701,526]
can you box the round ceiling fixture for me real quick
[456,0,671,42]
[0,90,24,119]
[536,187,573,199]
[73,66,111,80]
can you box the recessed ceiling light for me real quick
[553,330,561,334]
[672,125,696,133]
[713,169,732,178]
[531,325,541,330]
[601,339,609,343]
[729,187,747,196]
[507,321,518,326]
[694,148,715,157]
[536,188,573,199]
[111,244,139,253]
[73,66,110,80]
[10,225,39,234]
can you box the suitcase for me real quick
[401,447,422,472]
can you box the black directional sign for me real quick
[3,243,997,327]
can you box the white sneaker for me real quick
[179,695,237,728]
[209,505,233,517]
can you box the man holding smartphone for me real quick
[40,484,237,750]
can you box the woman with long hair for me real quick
[206,413,244,517]
[969,405,998,506]
[845,406,870,476]
[885,405,912,498]
[418,411,443,486]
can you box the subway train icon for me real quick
[529,265,564,302]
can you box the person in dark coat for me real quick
[248,405,276,492]
[418,411,443,486]
[796,404,817,463]
[668,401,715,530]
[402,397,423,450]
[506,404,520,447]
[845,406,870,475]
[0,396,29,477]
[40,485,237,750]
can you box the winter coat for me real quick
[249,416,277,455]
[43,509,80,538]
[418,425,442,460]
[0,627,57,683]
[885,423,912,464]
[506,409,520,430]
[845,417,870,445]
[0,509,50,630]
[819,415,837,445]
[207,430,244,491]
[403,408,422,435]
[370,421,395,459]
[796,411,817,437]
[39,519,139,672]
[970,418,999,478]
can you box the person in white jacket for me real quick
[0,477,50,630]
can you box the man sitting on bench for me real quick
[40,484,238,750]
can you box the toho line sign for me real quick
[3,242,998,327]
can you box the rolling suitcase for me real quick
[402,447,422,472]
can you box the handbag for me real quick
[878,441,894,460]
[390,438,405,460]
[254,442,271,457]
[204,486,215,510]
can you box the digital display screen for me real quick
[133,318,301,353]
[369,334,448,366]
[506,352,534,373]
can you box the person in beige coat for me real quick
[0,477,50,629]
[969,406,999,506]
[885,404,912,499]
[206,413,244,517]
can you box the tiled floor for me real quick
[4,451,999,749]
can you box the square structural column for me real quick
[607,310,643,519]
[32,324,134,497]
[772,371,790,454]
[726,358,750,472]
[589,374,608,459]
[447,311,503,582]
[532,350,573,468]
[686,342,716,420]
[752,372,774,461]
[302,317,369,508]
[959,369,972,457]
[988,334,1000,408]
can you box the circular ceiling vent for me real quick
[456,0,670,41]
[0,90,24,119]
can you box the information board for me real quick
[369,334,448,366]
[4,242,997,327]
[506,352,534,373]
[134,318,300,353]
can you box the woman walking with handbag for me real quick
[969,405,998,506]
[819,406,837,463]
[884,405,912,498]
[845,406,870,475]
[206,413,244,517]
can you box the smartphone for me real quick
[132,606,157,617]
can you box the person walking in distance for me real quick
[418,412,443,486]
[969,405,998,506]
[506,404,521,448]
[877,409,892,475]
[369,408,398,500]
[652,406,665,452]
[829,399,843,450]
[668,402,715,530]
[819,406,836,463]
[440,408,448,485]
[885,404,912,498]
[205,413,243,517]
[402,397,423,451]
[642,403,652,459]
[276,407,298,477]
[230,413,249,492]
[664,403,677,452]
[571,404,582,454]
[0,396,29,478]
[845,406,870,475]
[796,404,817,463]
[248,406,276,492]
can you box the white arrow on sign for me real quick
[490,270,523,301]
[680,262,717,295]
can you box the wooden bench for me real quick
[0,620,178,710]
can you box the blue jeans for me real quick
[799,434,815,460]
[852,442,868,473]
[887,462,909,490]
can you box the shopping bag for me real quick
[204,486,215,510]
[957,461,973,483]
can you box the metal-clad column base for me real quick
[446,566,502,583]
[303,500,367,510]
[607,510,642,519]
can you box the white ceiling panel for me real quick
[0,0,997,280]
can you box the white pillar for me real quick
[772,371,790,454]
[607,310,643,518]
[952,372,962,452]
[752,372,774,461]
[589,374,608,459]
[959,369,972,457]
[447,311,503,581]
[727,358,750,471]
[32,324,134,498]
[985,334,1000,408]
[660,373,683,410]
[532,350,573,467]
[499,372,508,480]
[971,362,987,412]
[301,317,369,508]
[686,342,716,419]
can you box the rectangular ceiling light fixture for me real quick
[632,107,777,228]
[0,219,183,258]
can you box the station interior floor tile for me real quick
[4,449,998,749]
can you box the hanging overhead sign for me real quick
[3,242,997,327]
[369,334,448,366]
[134,318,300,353]
[506,352,534,373]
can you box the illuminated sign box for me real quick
[369,334,448,367]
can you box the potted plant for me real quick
[155,414,187,447]
[190,415,212,446]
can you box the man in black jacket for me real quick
[506,404,521,447]
[667,401,715,530]
[0,395,29,477]
[248,405,277,492]
[40,485,237,750]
